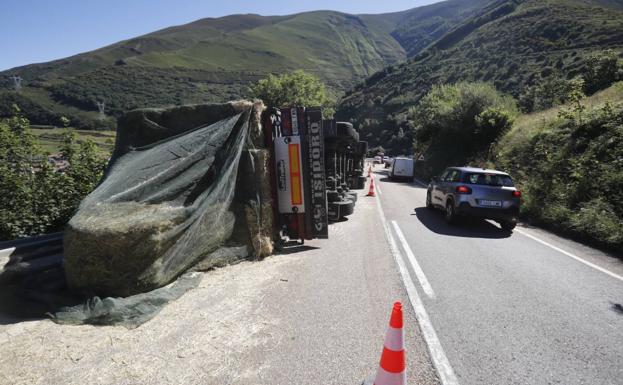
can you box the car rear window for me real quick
[464,173,514,187]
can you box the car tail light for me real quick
[456,185,472,194]
[512,190,521,198]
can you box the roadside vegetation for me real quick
[405,67,622,253]
[495,83,623,253]
[0,106,107,240]
[250,70,335,117]
[409,82,517,176]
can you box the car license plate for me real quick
[480,200,502,207]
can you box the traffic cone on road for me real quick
[373,302,406,385]
[367,176,376,197]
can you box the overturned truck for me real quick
[64,102,367,296]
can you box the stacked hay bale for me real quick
[64,101,274,296]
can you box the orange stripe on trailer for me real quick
[289,143,302,205]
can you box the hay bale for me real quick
[64,102,254,296]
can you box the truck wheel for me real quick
[346,191,358,203]
[355,176,366,190]
[326,190,340,203]
[328,199,354,221]
[340,199,355,217]
[445,200,457,224]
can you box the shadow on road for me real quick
[275,245,321,255]
[0,280,84,326]
[413,207,512,239]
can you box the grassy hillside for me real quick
[28,127,115,155]
[0,2,491,129]
[494,82,623,252]
[0,11,405,128]
[337,0,623,154]
[373,0,490,57]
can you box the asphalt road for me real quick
[2,164,622,385]
[373,165,623,385]
[0,178,441,385]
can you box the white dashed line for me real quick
[374,192,459,385]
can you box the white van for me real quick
[389,157,414,181]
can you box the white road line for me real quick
[375,178,382,195]
[515,228,623,283]
[0,247,15,269]
[374,193,459,385]
[390,221,436,299]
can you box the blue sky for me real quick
[0,0,440,71]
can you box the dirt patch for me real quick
[0,256,292,385]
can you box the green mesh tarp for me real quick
[52,272,203,329]
[63,103,253,297]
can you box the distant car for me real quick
[384,157,393,168]
[389,157,414,180]
[373,155,382,164]
[426,167,521,230]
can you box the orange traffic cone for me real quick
[373,302,406,385]
[367,176,376,197]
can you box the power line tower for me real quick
[96,101,106,120]
[10,75,22,91]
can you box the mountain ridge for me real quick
[0,0,488,128]
[336,0,623,153]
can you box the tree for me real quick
[557,77,586,124]
[518,73,584,112]
[249,70,335,117]
[0,108,106,240]
[409,82,517,176]
[582,49,622,95]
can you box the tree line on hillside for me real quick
[518,50,622,112]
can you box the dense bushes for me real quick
[0,92,62,126]
[496,100,623,253]
[0,107,107,240]
[518,50,622,113]
[582,49,623,95]
[410,82,517,177]
[249,70,335,117]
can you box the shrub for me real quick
[249,70,335,117]
[496,102,623,252]
[0,107,107,240]
[582,49,622,95]
[409,82,518,176]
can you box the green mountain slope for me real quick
[0,1,489,129]
[336,0,623,153]
[365,0,491,57]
